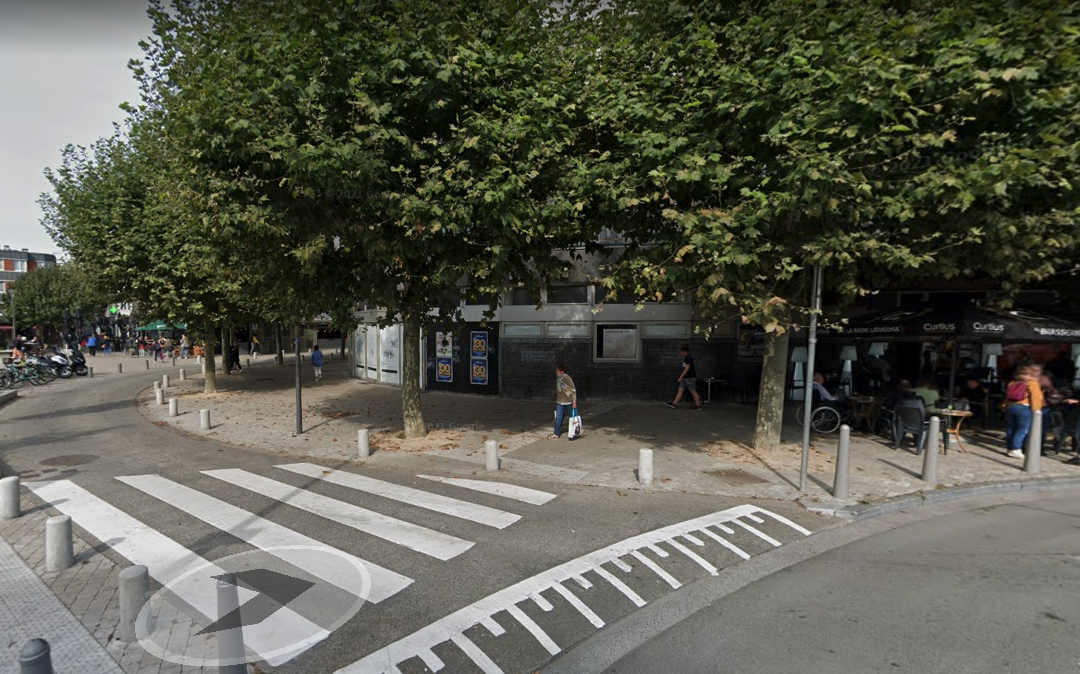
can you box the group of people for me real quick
[1003,363,1080,463]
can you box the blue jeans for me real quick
[1006,404,1033,451]
[554,403,572,437]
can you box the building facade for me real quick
[0,246,56,292]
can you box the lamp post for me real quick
[839,345,858,397]
[799,264,823,493]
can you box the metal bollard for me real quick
[45,515,74,572]
[155,389,164,406]
[118,565,150,643]
[88,367,93,378]
[162,374,170,388]
[832,425,851,499]
[18,638,53,674]
[246,358,250,368]
[169,398,178,417]
[172,357,176,367]
[117,362,123,374]
[922,416,941,485]
[216,574,247,673]
[200,409,211,430]
[638,448,654,486]
[1,476,20,519]
[1025,410,1043,474]
[485,439,500,471]
[358,429,370,458]
[179,368,186,381]
[145,360,150,370]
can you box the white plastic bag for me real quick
[568,409,583,439]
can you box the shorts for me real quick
[680,378,696,390]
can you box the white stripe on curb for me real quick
[415,475,557,506]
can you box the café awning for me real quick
[135,320,187,332]
[839,304,1080,343]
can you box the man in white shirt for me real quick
[812,373,838,402]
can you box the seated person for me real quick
[958,377,987,404]
[913,379,940,408]
[812,372,838,403]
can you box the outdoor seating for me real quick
[893,400,930,453]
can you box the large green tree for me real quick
[4,263,108,342]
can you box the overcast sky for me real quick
[0,0,152,256]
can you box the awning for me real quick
[838,304,1080,343]
[135,321,187,332]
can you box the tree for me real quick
[569,0,1080,449]
[4,263,108,343]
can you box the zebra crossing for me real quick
[24,464,558,667]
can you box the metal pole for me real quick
[923,416,940,485]
[832,425,851,499]
[799,264,824,492]
[1025,409,1042,474]
[295,324,303,435]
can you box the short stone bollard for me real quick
[200,409,211,431]
[18,638,53,674]
[153,380,161,391]
[638,448,654,486]
[162,374,170,388]
[117,362,123,374]
[179,368,186,381]
[485,439,500,471]
[88,367,93,378]
[45,515,74,573]
[155,389,164,406]
[832,425,851,499]
[216,574,247,673]
[922,416,941,485]
[358,429,370,458]
[1,476,20,520]
[118,565,150,643]
[197,355,202,365]
[1025,410,1043,474]
[169,398,178,417]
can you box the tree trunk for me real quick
[753,329,791,451]
[401,312,426,438]
[203,321,218,394]
[274,324,284,365]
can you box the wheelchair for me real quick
[795,396,856,434]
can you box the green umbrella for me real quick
[135,321,187,331]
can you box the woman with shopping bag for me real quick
[552,364,582,440]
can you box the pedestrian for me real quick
[311,344,324,380]
[550,364,577,439]
[249,334,260,357]
[87,333,98,357]
[1004,365,1043,458]
[229,342,243,373]
[179,333,189,359]
[152,337,163,362]
[666,345,703,410]
[101,334,112,356]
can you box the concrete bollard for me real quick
[638,448,654,486]
[169,398,178,418]
[179,368,186,381]
[358,429,370,458]
[923,416,941,485]
[246,358,250,368]
[117,362,123,374]
[45,515,74,573]
[1,476,20,520]
[200,409,211,430]
[162,374,169,388]
[485,439,500,471]
[18,638,53,674]
[88,367,93,378]
[216,574,247,673]
[145,360,150,370]
[154,380,161,391]
[171,357,176,367]
[155,389,164,406]
[833,425,851,499]
[118,565,150,643]
[197,356,202,365]
[1025,410,1043,474]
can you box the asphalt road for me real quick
[0,360,828,674]
[601,493,1080,674]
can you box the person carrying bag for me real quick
[552,364,582,440]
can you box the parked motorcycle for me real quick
[60,347,89,376]
[45,351,74,379]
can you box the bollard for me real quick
[154,380,161,391]
[197,355,202,365]
[638,448,654,486]
[833,425,851,499]
[179,368,186,381]
[118,565,150,643]
[172,357,176,367]
[145,360,150,370]
[216,574,247,673]
[1,476,20,520]
[18,638,53,674]
[246,358,250,368]
[155,389,164,406]
[485,439,500,471]
[162,374,170,388]
[88,367,93,378]
[200,409,211,430]
[922,416,941,485]
[358,429,370,458]
[117,362,123,374]
[169,398,178,418]
[1025,410,1043,474]
[45,515,74,572]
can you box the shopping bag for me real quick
[568,409,583,439]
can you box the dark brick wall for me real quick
[500,338,743,401]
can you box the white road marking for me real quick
[530,592,554,611]
[480,617,505,637]
[117,474,411,603]
[593,566,647,608]
[698,526,751,560]
[507,605,560,655]
[415,474,557,506]
[336,505,812,674]
[733,519,782,547]
[630,550,681,589]
[279,464,520,529]
[667,539,718,575]
[611,557,633,573]
[26,480,324,666]
[451,634,504,674]
[647,543,669,558]
[681,533,705,546]
[203,469,471,560]
[758,510,814,536]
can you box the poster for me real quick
[436,332,453,358]
[471,357,489,385]
[602,328,637,359]
[470,331,488,358]
[436,357,453,383]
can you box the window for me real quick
[12,260,26,272]
[465,292,495,308]
[502,323,543,337]
[546,323,589,338]
[506,288,536,306]
[643,323,689,338]
[547,285,589,304]
[595,323,640,361]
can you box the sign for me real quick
[470,357,489,385]
[436,357,453,383]
[601,328,637,359]
[470,331,488,358]
[435,332,453,358]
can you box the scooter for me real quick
[60,347,89,376]
[46,351,74,378]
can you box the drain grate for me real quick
[40,454,99,467]
[705,468,769,486]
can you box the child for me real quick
[311,344,324,381]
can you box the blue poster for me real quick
[436,357,453,383]
[470,357,489,385]
[470,331,488,358]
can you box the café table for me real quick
[930,408,974,454]
[848,395,878,432]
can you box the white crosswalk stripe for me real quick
[203,468,473,560]
[278,463,521,528]
[415,474,557,505]
[117,474,412,603]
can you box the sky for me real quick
[0,0,153,257]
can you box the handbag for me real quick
[568,408,583,439]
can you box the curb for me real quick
[0,390,16,406]
[802,474,1080,520]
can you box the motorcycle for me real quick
[60,347,89,376]
[45,351,74,379]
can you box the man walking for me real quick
[667,345,703,410]
[551,364,578,439]
[311,344,324,381]
[86,333,98,357]
[179,333,189,359]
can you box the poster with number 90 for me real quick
[470,331,488,358]
[470,358,488,385]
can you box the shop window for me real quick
[643,323,689,338]
[547,285,589,304]
[595,323,639,361]
[502,323,543,337]
[546,323,589,338]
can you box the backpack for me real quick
[1006,380,1029,403]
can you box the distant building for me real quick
[0,245,56,292]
